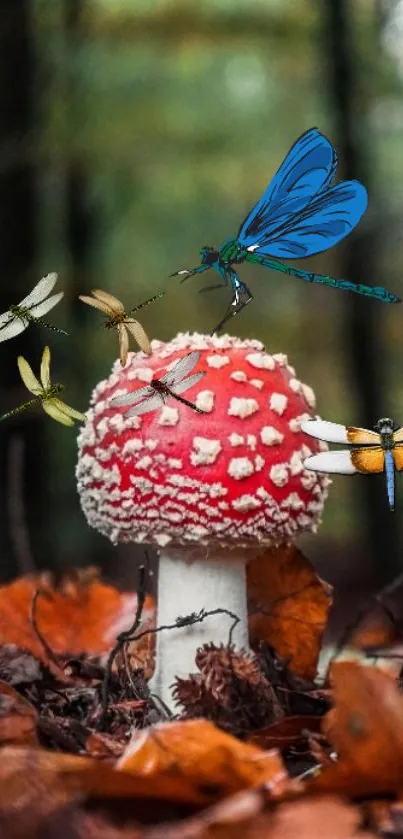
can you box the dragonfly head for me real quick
[374,417,397,433]
[200,246,219,266]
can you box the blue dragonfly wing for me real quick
[237,128,338,247]
[252,180,368,259]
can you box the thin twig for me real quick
[30,589,62,667]
[99,561,149,729]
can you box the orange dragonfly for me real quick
[302,418,403,512]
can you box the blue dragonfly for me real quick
[171,128,400,332]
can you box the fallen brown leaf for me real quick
[247,714,322,750]
[0,680,38,746]
[118,719,289,799]
[0,571,155,668]
[247,544,332,680]
[311,661,403,797]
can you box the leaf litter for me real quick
[0,549,402,837]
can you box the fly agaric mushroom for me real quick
[76,332,329,709]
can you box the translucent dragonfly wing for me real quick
[29,292,64,318]
[110,384,155,408]
[117,323,130,366]
[17,355,43,396]
[0,316,28,342]
[124,319,152,355]
[247,181,368,260]
[18,273,58,310]
[122,393,165,418]
[237,129,338,248]
[160,351,201,388]
[91,289,125,316]
[170,370,205,396]
[40,346,51,390]
[79,294,112,316]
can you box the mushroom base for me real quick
[148,546,251,711]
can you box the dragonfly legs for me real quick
[211,282,253,335]
[170,265,211,283]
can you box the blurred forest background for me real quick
[1,0,403,625]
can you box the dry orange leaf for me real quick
[118,719,289,799]
[0,680,38,746]
[248,715,322,750]
[312,662,403,797]
[247,544,332,680]
[0,571,155,665]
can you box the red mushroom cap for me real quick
[76,332,329,548]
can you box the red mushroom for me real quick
[76,332,329,709]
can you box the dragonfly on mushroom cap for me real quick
[171,128,400,334]
[110,350,207,416]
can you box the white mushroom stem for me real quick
[148,545,251,711]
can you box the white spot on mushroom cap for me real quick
[260,426,284,447]
[232,495,261,512]
[247,434,257,450]
[281,492,305,511]
[254,455,265,472]
[137,456,153,470]
[158,406,179,426]
[190,437,222,466]
[270,463,289,487]
[228,457,255,480]
[269,393,288,415]
[249,378,264,390]
[195,390,215,412]
[228,397,259,419]
[301,383,316,409]
[206,354,230,368]
[289,378,302,394]
[230,370,247,382]
[228,433,244,447]
[245,352,275,370]
[272,353,288,366]
[127,367,153,382]
[289,413,311,433]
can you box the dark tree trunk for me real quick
[0,2,45,580]
[322,0,401,584]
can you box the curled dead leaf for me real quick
[247,544,332,680]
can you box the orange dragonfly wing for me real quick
[346,427,381,445]
[392,444,403,471]
[350,446,384,474]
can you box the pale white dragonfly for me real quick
[0,273,67,342]
[110,350,206,416]
[1,346,86,426]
